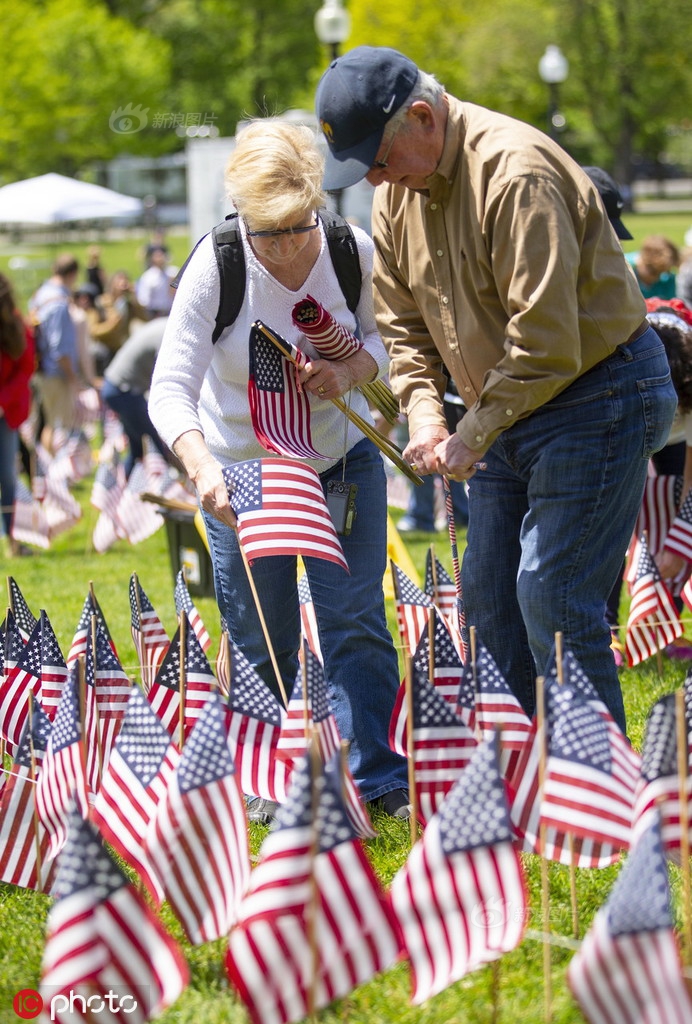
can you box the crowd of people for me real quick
[5,45,692,825]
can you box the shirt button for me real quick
[464,386,471,393]
[475,435,483,444]
[430,203,437,210]
[442,296,449,304]
[436,249,444,257]
[505,409,513,416]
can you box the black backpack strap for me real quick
[319,207,362,314]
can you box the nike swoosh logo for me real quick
[382,94,396,114]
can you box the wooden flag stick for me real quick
[404,653,419,846]
[235,533,288,706]
[178,610,187,750]
[131,572,146,684]
[536,674,552,1023]
[676,687,692,961]
[27,695,42,892]
[429,543,438,605]
[90,614,103,782]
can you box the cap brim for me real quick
[612,218,633,241]
[322,131,383,191]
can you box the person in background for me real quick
[86,270,148,376]
[581,166,633,244]
[101,317,173,478]
[149,119,410,823]
[626,234,679,300]
[85,245,107,297]
[29,253,81,453]
[136,245,176,319]
[316,45,677,734]
[677,246,692,309]
[0,273,35,556]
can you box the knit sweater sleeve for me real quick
[148,233,219,449]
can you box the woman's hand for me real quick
[299,349,378,400]
[173,429,237,528]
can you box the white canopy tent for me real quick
[0,172,143,225]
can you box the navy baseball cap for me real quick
[316,46,419,190]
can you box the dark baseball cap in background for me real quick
[315,45,418,191]
[582,166,633,240]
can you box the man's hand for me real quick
[655,549,688,584]
[403,425,451,474]
[434,432,486,481]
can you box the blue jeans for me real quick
[202,437,408,801]
[101,380,169,478]
[0,417,19,538]
[462,327,677,734]
[407,473,468,529]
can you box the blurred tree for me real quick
[0,0,172,182]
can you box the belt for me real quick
[624,320,650,346]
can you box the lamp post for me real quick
[314,0,350,62]
[314,0,351,214]
[538,44,569,142]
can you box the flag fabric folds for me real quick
[223,458,348,570]
[129,574,170,692]
[41,806,188,1024]
[147,616,217,740]
[174,569,212,653]
[389,732,526,1004]
[390,561,434,659]
[226,751,402,1024]
[626,534,682,666]
[6,576,38,641]
[567,815,692,1024]
[144,691,251,944]
[91,685,180,904]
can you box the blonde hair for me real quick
[225,120,325,231]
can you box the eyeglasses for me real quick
[371,126,400,171]
[245,217,319,239]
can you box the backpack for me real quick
[173,207,362,344]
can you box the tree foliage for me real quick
[0,0,172,183]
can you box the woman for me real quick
[0,273,35,556]
[149,120,409,821]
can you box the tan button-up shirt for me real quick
[372,96,646,451]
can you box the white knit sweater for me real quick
[148,221,389,473]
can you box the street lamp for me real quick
[538,44,568,142]
[314,0,351,214]
[314,0,351,63]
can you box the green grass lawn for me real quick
[1,466,690,1024]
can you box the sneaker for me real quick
[371,789,412,820]
[246,797,279,825]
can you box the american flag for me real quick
[391,561,434,659]
[37,610,69,716]
[567,815,692,1024]
[298,573,322,661]
[174,569,212,653]
[83,623,131,792]
[390,612,470,757]
[145,691,251,945]
[473,639,533,781]
[540,677,641,851]
[129,573,170,691]
[424,551,457,620]
[67,588,117,666]
[226,751,402,1024]
[41,806,189,1024]
[7,575,38,640]
[663,487,692,562]
[290,294,363,361]
[147,616,217,740]
[0,697,55,891]
[632,693,689,852]
[223,458,348,570]
[35,665,90,862]
[215,623,231,699]
[90,446,127,553]
[224,641,291,803]
[389,732,526,1004]
[10,478,50,549]
[276,644,376,838]
[248,322,326,460]
[0,614,42,750]
[2,608,25,679]
[116,459,166,545]
[628,473,681,571]
[91,685,180,904]
[626,534,682,665]
[404,656,477,824]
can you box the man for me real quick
[30,253,81,453]
[316,46,677,732]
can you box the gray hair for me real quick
[383,70,445,142]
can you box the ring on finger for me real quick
[318,385,325,395]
